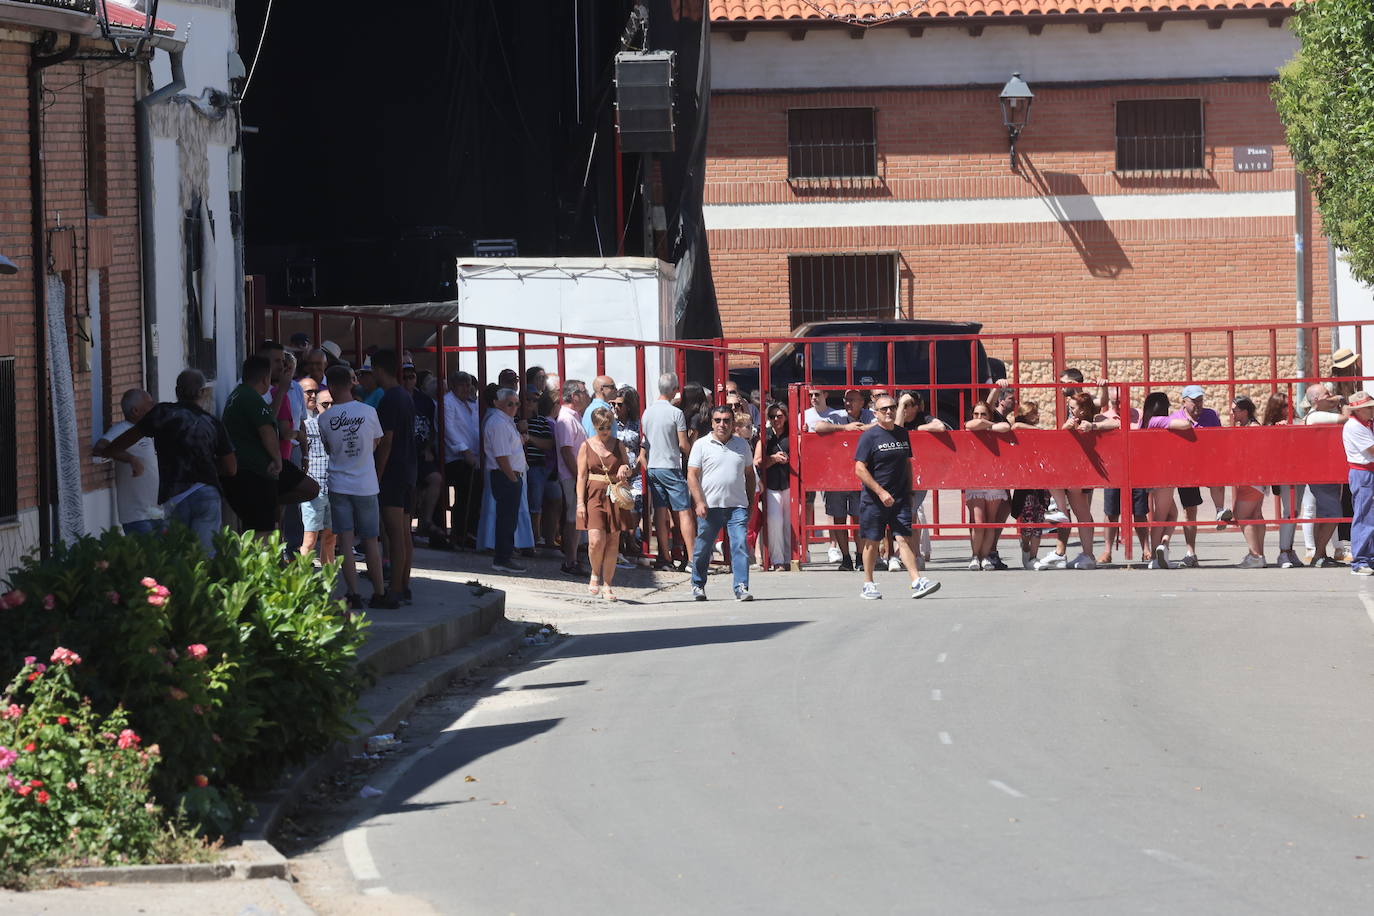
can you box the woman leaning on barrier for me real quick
[1141,391,1192,568]
[1009,401,1050,569]
[1228,395,1268,569]
[1263,392,1305,569]
[899,391,946,565]
[964,402,1011,570]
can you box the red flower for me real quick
[41,594,54,610]
[16,785,31,797]
[186,644,208,661]
[50,647,81,666]
[56,715,68,725]
[23,743,34,753]
[116,729,140,749]
[29,779,42,787]
[35,790,48,804]
[193,774,209,788]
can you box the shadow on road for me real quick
[554,621,810,658]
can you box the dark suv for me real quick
[728,319,1006,426]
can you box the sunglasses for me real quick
[874,405,896,412]
[711,417,733,424]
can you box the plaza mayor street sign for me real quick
[1233,146,1273,172]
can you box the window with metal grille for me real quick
[788,253,897,327]
[0,358,15,522]
[787,108,877,180]
[1115,99,1204,172]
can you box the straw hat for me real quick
[1333,348,1360,369]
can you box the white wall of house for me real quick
[145,0,242,409]
[712,18,1299,90]
[1333,252,1374,367]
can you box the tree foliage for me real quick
[1273,0,1374,284]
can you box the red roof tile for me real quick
[99,0,176,35]
[712,0,1296,20]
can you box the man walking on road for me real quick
[687,404,756,602]
[853,394,941,600]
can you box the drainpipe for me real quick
[1295,169,1311,382]
[29,32,81,562]
[135,46,185,399]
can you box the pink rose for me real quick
[106,591,120,604]
[3,705,21,720]
[22,656,34,666]
[41,594,54,610]
[116,729,140,749]
[0,747,16,770]
[66,780,77,790]
[153,585,169,598]
[50,647,81,666]
[186,644,208,661]
[146,595,165,607]
[140,577,157,588]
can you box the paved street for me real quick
[296,550,1374,915]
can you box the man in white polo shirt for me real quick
[1342,390,1374,575]
[687,404,756,601]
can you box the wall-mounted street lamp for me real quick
[0,253,17,275]
[999,72,1034,171]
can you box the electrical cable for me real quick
[241,0,273,100]
[485,0,535,145]
[795,0,930,27]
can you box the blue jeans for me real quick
[489,470,523,564]
[170,486,222,555]
[691,506,749,592]
[1349,470,1374,568]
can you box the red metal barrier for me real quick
[250,293,1372,569]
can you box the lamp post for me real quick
[999,72,1034,171]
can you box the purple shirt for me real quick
[1168,407,1220,428]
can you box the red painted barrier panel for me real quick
[798,425,1348,493]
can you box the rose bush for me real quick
[0,527,369,836]
[0,651,169,878]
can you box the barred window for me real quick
[787,108,877,180]
[1116,99,1204,172]
[788,253,897,327]
[0,357,15,522]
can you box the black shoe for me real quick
[427,533,450,550]
[345,593,365,611]
[369,592,399,610]
[401,587,413,605]
[519,548,536,559]
[838,556,855,572]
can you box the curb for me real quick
[240,618,526,846]
[36,839,288,885]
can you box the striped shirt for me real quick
[525,414,551,467]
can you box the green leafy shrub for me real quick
[0,527,369,835]
[0,650,167,877]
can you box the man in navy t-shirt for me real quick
[853,394,940,601]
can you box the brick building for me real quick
[0,0,179,571]
[704,0,1343,387]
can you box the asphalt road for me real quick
[322,562,1374,915]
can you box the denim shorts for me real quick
[301,492,331,532]
[526,464,555,513]
[647,468,691,512]
[328,491,379,539]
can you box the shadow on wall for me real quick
[1020,159,1133,280]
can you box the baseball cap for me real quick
[1181,385,1204,400]
[843,388,863,399]
[289,331,310,347]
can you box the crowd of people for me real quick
[88,336,1374,609]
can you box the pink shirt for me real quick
[553,405,587,481]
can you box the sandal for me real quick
[601,585,618,602]
[587,575,601,595]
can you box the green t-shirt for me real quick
[222,383,275,476]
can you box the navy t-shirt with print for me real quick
[137,401,234,503]
[854,424,913,497]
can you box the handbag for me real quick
[596,447,636,512]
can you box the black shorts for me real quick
[858,493,912,541]
[1178,486,1203,509]
[223,470,278,532]
[379,477,415,513]
[1105,487,1150,518]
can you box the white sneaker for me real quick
[861,582,883,600]
[827,545,843,564]
[968,557,982,571]
[1153,544,1169,569]
[1034,553,1068,570]
[910,577,941,599]
[887,556,903,573]
[1069,553,1097,570]
[980,557,996,571]
[1147,558,1161,569]
[1279,550,1303,569]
